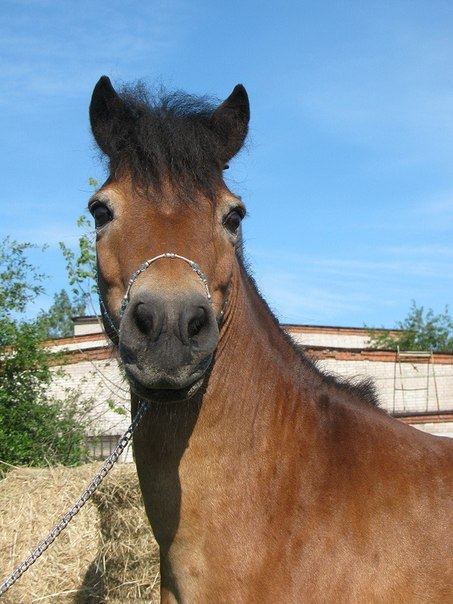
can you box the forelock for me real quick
[101,83,226,197]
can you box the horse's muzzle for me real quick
[118,290,219,403]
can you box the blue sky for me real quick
[1,0,452,328]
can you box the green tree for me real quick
[0,237,91,470]
[368,301,453,353]
[59,214,97,308]
[0,237,45,315]
[36,289,86,339]
[56,179,99,336]
[37,178,100,338]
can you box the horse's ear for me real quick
[211,84,250,162]
[90,76,129,157]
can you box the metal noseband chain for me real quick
[99,252,216,337]
[119,252,213,318]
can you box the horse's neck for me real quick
[207,262,309,426]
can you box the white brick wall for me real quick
[48,356,135,462]
[316,357,453,414]
[290,331,371,349]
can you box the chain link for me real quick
[0,400,148,598]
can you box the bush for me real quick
[0,237,92,469]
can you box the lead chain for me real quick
[0,400,148,598]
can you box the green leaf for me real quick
[367,300,453,353]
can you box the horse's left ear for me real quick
[90,76,130,157]
[211,85,250,162]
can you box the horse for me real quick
[88,76,453,603]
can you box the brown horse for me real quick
[89,76,453,603]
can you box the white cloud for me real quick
[385,243,453,257]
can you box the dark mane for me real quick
[96,83,232,196]
[320,371,380,408]
[239,256,381,409]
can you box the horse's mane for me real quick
[98,83,230,197]
[239,256,381,409]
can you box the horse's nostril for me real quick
[188,307,207,339]
[135,302,155,336]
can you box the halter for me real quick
[119,252,212,317]
[99,253,215,337]
[119,252,212,319]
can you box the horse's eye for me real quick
[223,209,244,235]
[89,202,113,229]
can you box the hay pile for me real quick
[0,463,160,603]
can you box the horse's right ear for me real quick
[90,76,128,157]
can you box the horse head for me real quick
[89,76,249,404]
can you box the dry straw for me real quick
[0,464,160,603]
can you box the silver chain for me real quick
[98,252,213,339]
[119,252,212,318]
[0,399,148,598]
